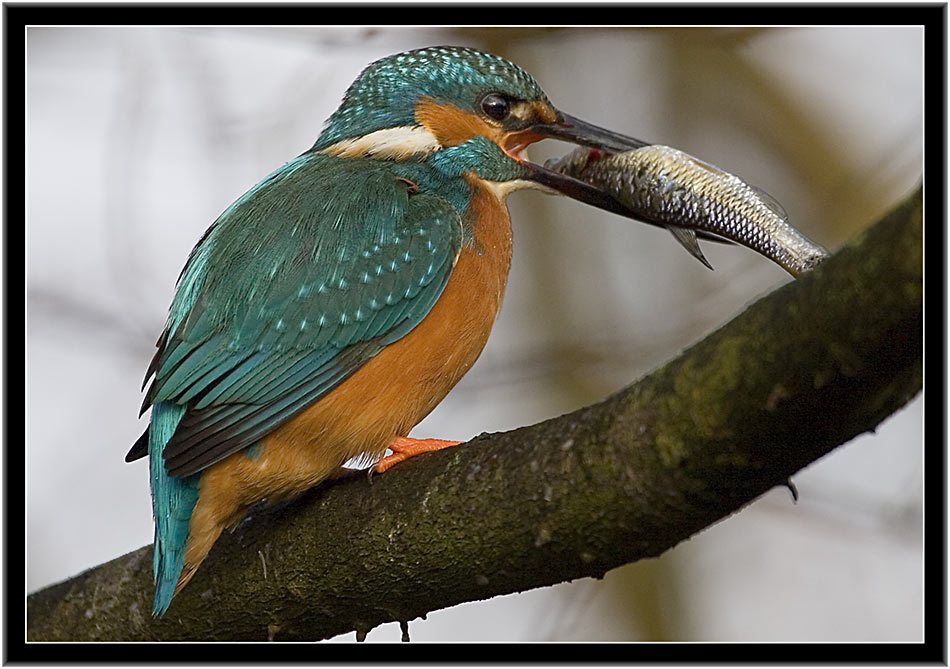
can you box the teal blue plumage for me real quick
[129,45,578,617]
[140,151,466,477]
[316,46,548,147]
[133,150,473,613]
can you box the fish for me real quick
[544,145,829,276]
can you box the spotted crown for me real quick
[315,46,550,147]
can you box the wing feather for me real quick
[131,153,464,478]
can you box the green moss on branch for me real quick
[26,188,922,642]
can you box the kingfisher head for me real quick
[313,46,648,207]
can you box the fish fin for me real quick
[682,149,789,222]
[749,184,789,221]
[695,230,735,245]
[667,226,714,270]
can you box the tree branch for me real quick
[26,187,922,641]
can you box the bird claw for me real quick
[373,436,463,474]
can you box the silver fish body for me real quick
[545,145,828,276]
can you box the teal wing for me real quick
[132,153,463,478]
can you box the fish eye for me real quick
[480,93,510,121]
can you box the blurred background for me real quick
[26,26,923,641]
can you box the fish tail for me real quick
[149,401,199,616]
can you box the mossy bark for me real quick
[26,188,923,642]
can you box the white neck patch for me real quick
[320,126,442,161]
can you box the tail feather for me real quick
[149,402,199,616]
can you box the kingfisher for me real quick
[127,45,667,616]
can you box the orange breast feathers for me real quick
[177,176,514,591]
[254,175,513,469]
[302,173,513,447]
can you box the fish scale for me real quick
[546,145,829,276]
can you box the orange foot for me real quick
[374,436,463,474]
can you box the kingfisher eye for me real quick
[480,93,510,121]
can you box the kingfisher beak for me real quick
[506,111,652,217]
[530,112,650,154]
